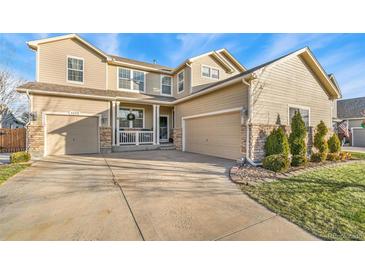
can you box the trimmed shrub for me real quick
[264,127,290,157]
[339,151,351,161]
[328,134,341,153]
[289,111,307,166]
[310,152,326,162]
[312,121,328,162]
[10,151,31,163]
[262,154,290,173]
[327,153,340,161]
[291,154,308,167]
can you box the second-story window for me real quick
[161,75,172,96]
[202,65,219,80]
[177,71,184,93]
[118,68,145,92]
[67,57,84,83]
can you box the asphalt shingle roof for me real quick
[337,97,365,119]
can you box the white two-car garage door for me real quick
[46,114,99,155]
[352,128,365,147]
[184,111,242,160]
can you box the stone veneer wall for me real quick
[100,127,112,153]
[27,124,44,159]
[173,128,182,150]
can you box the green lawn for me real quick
[0,163,30,186]
[345,151,365,160]
[241,162,365,240]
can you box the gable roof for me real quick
[337,97,365,119]
[27,34,111,60]
[191,47,341,100]
[27,34,246,75]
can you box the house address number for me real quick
[69,111,80,115]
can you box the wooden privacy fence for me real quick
[0,128,26,153]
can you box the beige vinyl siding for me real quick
[252,55,333,128]
[185,112,242,160]
[38,38,107,90]
[191,55,239,93]
[32,95,110,126]
[174,82,247,128]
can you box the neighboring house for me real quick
[17,34,341,162]
[0,105,25,129]
[334,97,365,147]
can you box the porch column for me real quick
[112,101,116,146]
[153,104,157,145]
[116,101,120,145]
[156,105,160,145]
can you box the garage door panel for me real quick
[46,115,99,155]
[185,112,241,160]
[353,128,365,147]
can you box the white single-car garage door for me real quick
[184,111,241,160]
[46,114,99,155]
[352,128,365,147]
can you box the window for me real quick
[211,68,219,79]
[119,107,144,128]
[118,68,145,92]
[177,71,184,93]
[67,57,84,83]
[201,65,219,80]
[289,106,310,127]
[161,75,172,95]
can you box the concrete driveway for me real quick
[0,150,316,240]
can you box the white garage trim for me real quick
[181,107,243,152]
[43,111,102,156]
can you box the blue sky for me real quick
[1,33,365,99]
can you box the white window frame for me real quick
[287,104,311,127]
[67,56,84,84]
[160,75,173,96]
[201,64,220,80]
[177,70,185,94]
[118,107,145,129]
[117,67,146,93]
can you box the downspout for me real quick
[25,90,31,152]
[185,62,193,93]
[242,78,258,166]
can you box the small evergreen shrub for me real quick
[264,127,290,157]
[312,121,329,162]
[10,151,31,163]
[289,111,307,166]
[328,134,341,153]
[310,152,326,162]
[262,154,290,173]
[327,153,340,161]
[291,154,308,166]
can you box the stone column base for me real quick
[173,128,182,150]
[100,127,112,153]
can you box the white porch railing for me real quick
[119,130,154,145]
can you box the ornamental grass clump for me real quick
[289,111,307,166]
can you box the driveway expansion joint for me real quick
[102,155,145,241]
[213,215,277,241]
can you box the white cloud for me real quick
[168,33,223,64]
[92,33,120,55]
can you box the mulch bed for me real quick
[230,159,364,185]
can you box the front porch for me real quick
[111,102,174,150]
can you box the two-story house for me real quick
[17,34,341,162]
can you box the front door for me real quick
[159,116,168,142]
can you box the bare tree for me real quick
[0,69,28,126]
